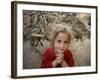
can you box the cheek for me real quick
[64,44,69,49]
[54,42,58,48]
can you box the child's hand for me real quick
[56,53,64,59]
[61,60,68,67]
[56,49,64,54]
[56,53,64,64]
[52,53,64,67]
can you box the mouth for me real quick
[56,49,64,54]
[59,48,65,51]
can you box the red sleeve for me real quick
[64,50,75,67]
[40,48,55,68]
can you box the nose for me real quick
[60,43,64,48]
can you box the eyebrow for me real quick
[57,39,68,42]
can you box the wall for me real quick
[0,0,100,80]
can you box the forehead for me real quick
[55,32,69,40]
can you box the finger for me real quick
[58,59,63,63]
[58,54,64,58]
[57,55,64,60]
[56,49,64,54]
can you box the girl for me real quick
[41,26,75,68]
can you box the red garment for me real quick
[41,48,75,68]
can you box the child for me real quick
[40,26,75,68]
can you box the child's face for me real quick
[54,32,69,54]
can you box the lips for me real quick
[56,49,64,54]
[61,49,64,51]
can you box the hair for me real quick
[50,27,71,48]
